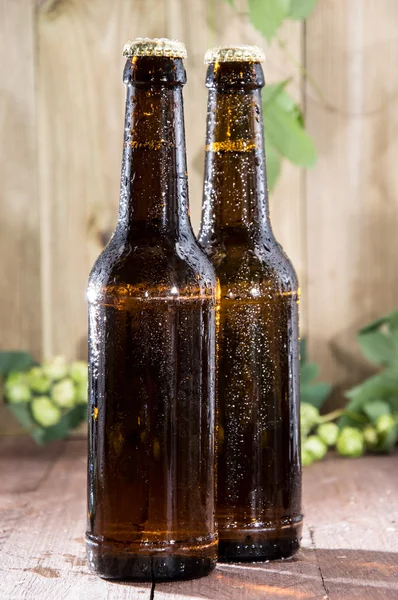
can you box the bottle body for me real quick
[199,60,302,561]
[213,252,301,561]
[86,52,217,580]
[87,243,217,579]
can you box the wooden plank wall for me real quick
[305,0,398,403]
[1,0,398,431]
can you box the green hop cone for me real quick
[5,371,26,387]
[26,367,51,394]
[5,372,31,403]
[75,381,88,404]
[43,356,68,381]
[51,378,76,408]
[303,435,328,461]
[376,414,396,435]
[70,361,88,384]
[336,427,365,458]
[31,396,61,427]
[375,414,398,453]
[7,383,31,404]
[301,447,314,467]
[317,422,339,447]
[300,403,320,437]
[363,424,378,450]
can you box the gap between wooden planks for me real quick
[0,437,397,599]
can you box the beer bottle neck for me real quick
[200,62,272,246]
[118,57,191,239]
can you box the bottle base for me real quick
[217,517,303,562]
[86,533,217,581]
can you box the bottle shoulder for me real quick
[88,232,217,303]
[200,238,299,294]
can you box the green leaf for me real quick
[358,330,398,367]
[31,405,86,445]
[7,402,86,445]
[32,416,70,445]
[263,80,303,126]
[357,309,398,367]
[248,0,290,42]
[376,425,398,454]
[345,368,398,403]
[341,368,398,427]
[301,382,332,409]
[0,351,35,376]
[299,337,331,410]
[386,310,398,329]
[265,139,281,191]
[359,309,398,335]
[263,99,316,167]
[275,90,305,126]
[288,0,317,20]
[300,362,319,386]
[65,404,87,430]
[7,402,36,431]
[262,80,289,107]
[363,400,391,423]
[262,81,307,178]
[387,396,398,411]
[225,0,235,5]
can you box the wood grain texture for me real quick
[1,439,397,599]
[0,439,152,600]
[0,0,41,432]
[0,436,64,495]
[305,0,398,394]
[154,533,326,600]
[304,453,398,599]
[37,0,167,360]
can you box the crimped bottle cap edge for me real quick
[123,37,187,59]
[204,45,265,64]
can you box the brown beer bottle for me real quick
[86,38,218,580]
[199,46,302,561]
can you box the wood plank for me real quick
[304,453,398,598]
[1,440,398,598]
[156,453,398,599]
[305,0,398,394]
[0,437,63,553]
[0,436,64,495]
[37,0,167,360]
[304,453,398,553]
[0,439,151,600]
[154,536,326,600]
[0,0,41,433]
[0,434,325,600]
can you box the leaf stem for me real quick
[318,409,344,423]
[340,410,369,424]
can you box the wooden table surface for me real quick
[0,438,397,600]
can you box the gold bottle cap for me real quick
[123,37,187,59]
[204,45,265,64]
